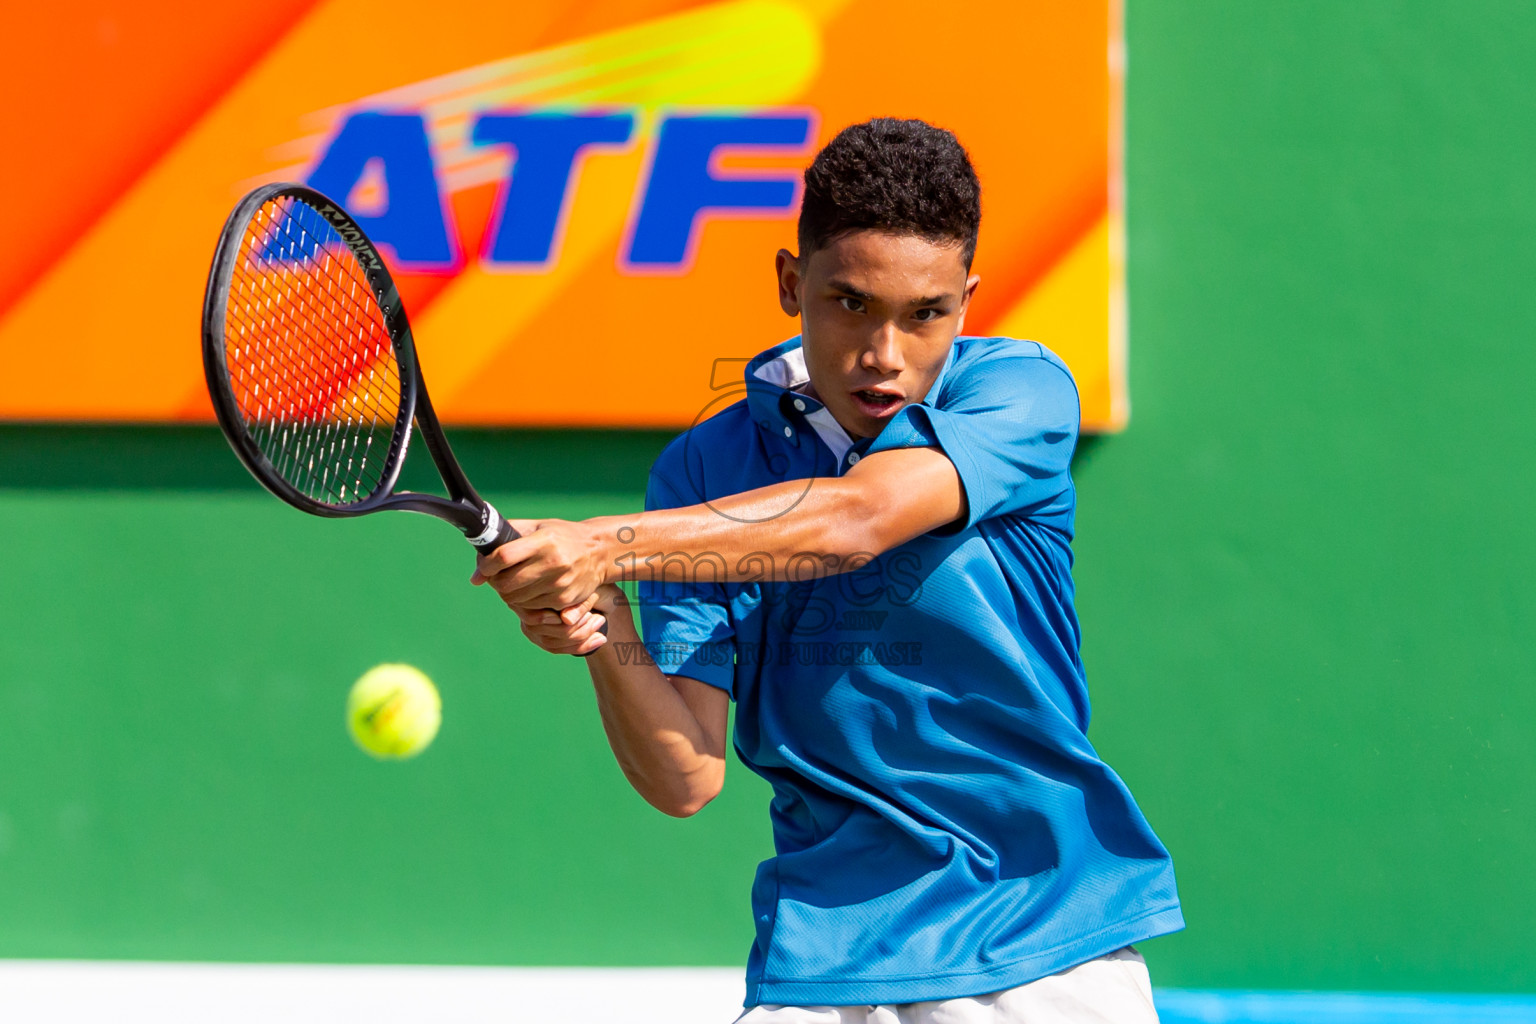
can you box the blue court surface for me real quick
[3,964,1534,1023]
[1157,990,1536,1024]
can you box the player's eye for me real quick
[838,296,865,313]
[913,307,945,322]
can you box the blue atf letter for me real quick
[306,112,454,268]
[626,114,813,269]
[472,112,635,266]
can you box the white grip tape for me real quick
[469,506,503,547]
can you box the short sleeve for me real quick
[637,446,737,693]
[866,341,1079,531]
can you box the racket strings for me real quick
[227,262,388,500]
[241,219,390,493]
[225,199,398,496]
[223,195,407,507]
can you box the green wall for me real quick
[1080,0,1536,992]
[0,0,1533,995]
[0,429,777,965]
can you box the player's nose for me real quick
[860,321,905,374]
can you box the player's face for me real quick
[776,231,980,439]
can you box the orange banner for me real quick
[0,0,1124,430]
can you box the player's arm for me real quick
[511,584,728,818]
[475,445,962,610]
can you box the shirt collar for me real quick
[744,336,824,453]
[743,334,960,461]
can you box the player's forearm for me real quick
[474,450,961,609]
[584,594,724,817]
[594,448,963,586]
[597,476,880,586]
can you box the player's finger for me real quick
[490,570,567,608]
[519,619,580,653]
[559,615,609,656]
[569,611,606,642]
[473,532,545,579]
[522,607,603,642]
[573,629,609,657]
[532,611,603,645]
[521,615,605,655]
[559,592,601,626]
[480,567,563,616]
[486,547,567,594]
[478,561,555,599]
[505,602,561,627]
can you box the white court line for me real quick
[0,962,746,1024]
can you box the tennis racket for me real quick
[201,182,517,554]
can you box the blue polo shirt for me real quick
[639,335,1183,1007]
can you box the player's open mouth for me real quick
[851,388,903,418]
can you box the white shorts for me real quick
[732,946,1158,1024]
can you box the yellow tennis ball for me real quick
[346,663,441,760]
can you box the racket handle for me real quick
[469,506,519,554]
[469,504,607,654]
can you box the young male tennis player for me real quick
[473,118,1183,1023]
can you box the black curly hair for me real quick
[797,117,981,268]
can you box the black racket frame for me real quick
[202,183,518,554]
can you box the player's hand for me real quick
[470,518,610,610]
[503,589,609,657]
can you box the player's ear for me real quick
[775,248,803,317]
[954,273,981,332]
